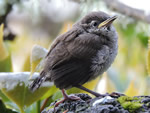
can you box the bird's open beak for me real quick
[98,15,117,28]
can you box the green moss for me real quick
[118,96,143,112]
[146,102,150,107]
[46,105,54,111]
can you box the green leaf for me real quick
[147,39,150,75]
[0,90,10,102]
[0,54,12,72]
[41,86,58,99]
[120,22,137,38]
[0,24,12,72]
[30,45,48,78]
[137,32,149,47]
[51,90,63,101]
[0,24,9,61]
[0,72,53,113]
[0,99,18,113]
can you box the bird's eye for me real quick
[91,21,98,27]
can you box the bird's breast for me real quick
[89,46,117,81]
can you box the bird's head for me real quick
[75,11,118,42]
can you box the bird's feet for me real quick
[53,89,80,112]
[85,91,125,98]
[54,95,80,107]
[108,92,125,97]
[98,92,125,98]
[75,85,125,98]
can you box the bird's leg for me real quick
[54,89,80,111]
[75,85,104,97]
[75,85,124,98]
[61,89,80,101]
[108,92,125,97]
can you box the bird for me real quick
[30,11,118,104]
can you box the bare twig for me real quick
[104,0,150,24]
[40,96,51,112]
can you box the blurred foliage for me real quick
[0,24,12,72]
[0,99,18,113]
[147,40,150,75]
[0,0,150,113]
[0,24,8,60]
[0,72,52,113]
[125,81,139,96]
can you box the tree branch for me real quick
[104,0,150,24]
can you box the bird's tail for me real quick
[29,71,46,92]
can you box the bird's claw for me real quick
[108,92,125,98]
[53,95,80,113]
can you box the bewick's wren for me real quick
[30,11,118,102]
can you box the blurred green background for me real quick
[0,0,150,113]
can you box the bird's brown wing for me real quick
[65,32,102,59]
[43,28,103,89]
[44,28,82,71]
[30,30,109,91]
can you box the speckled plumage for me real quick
[30,11,118,92]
